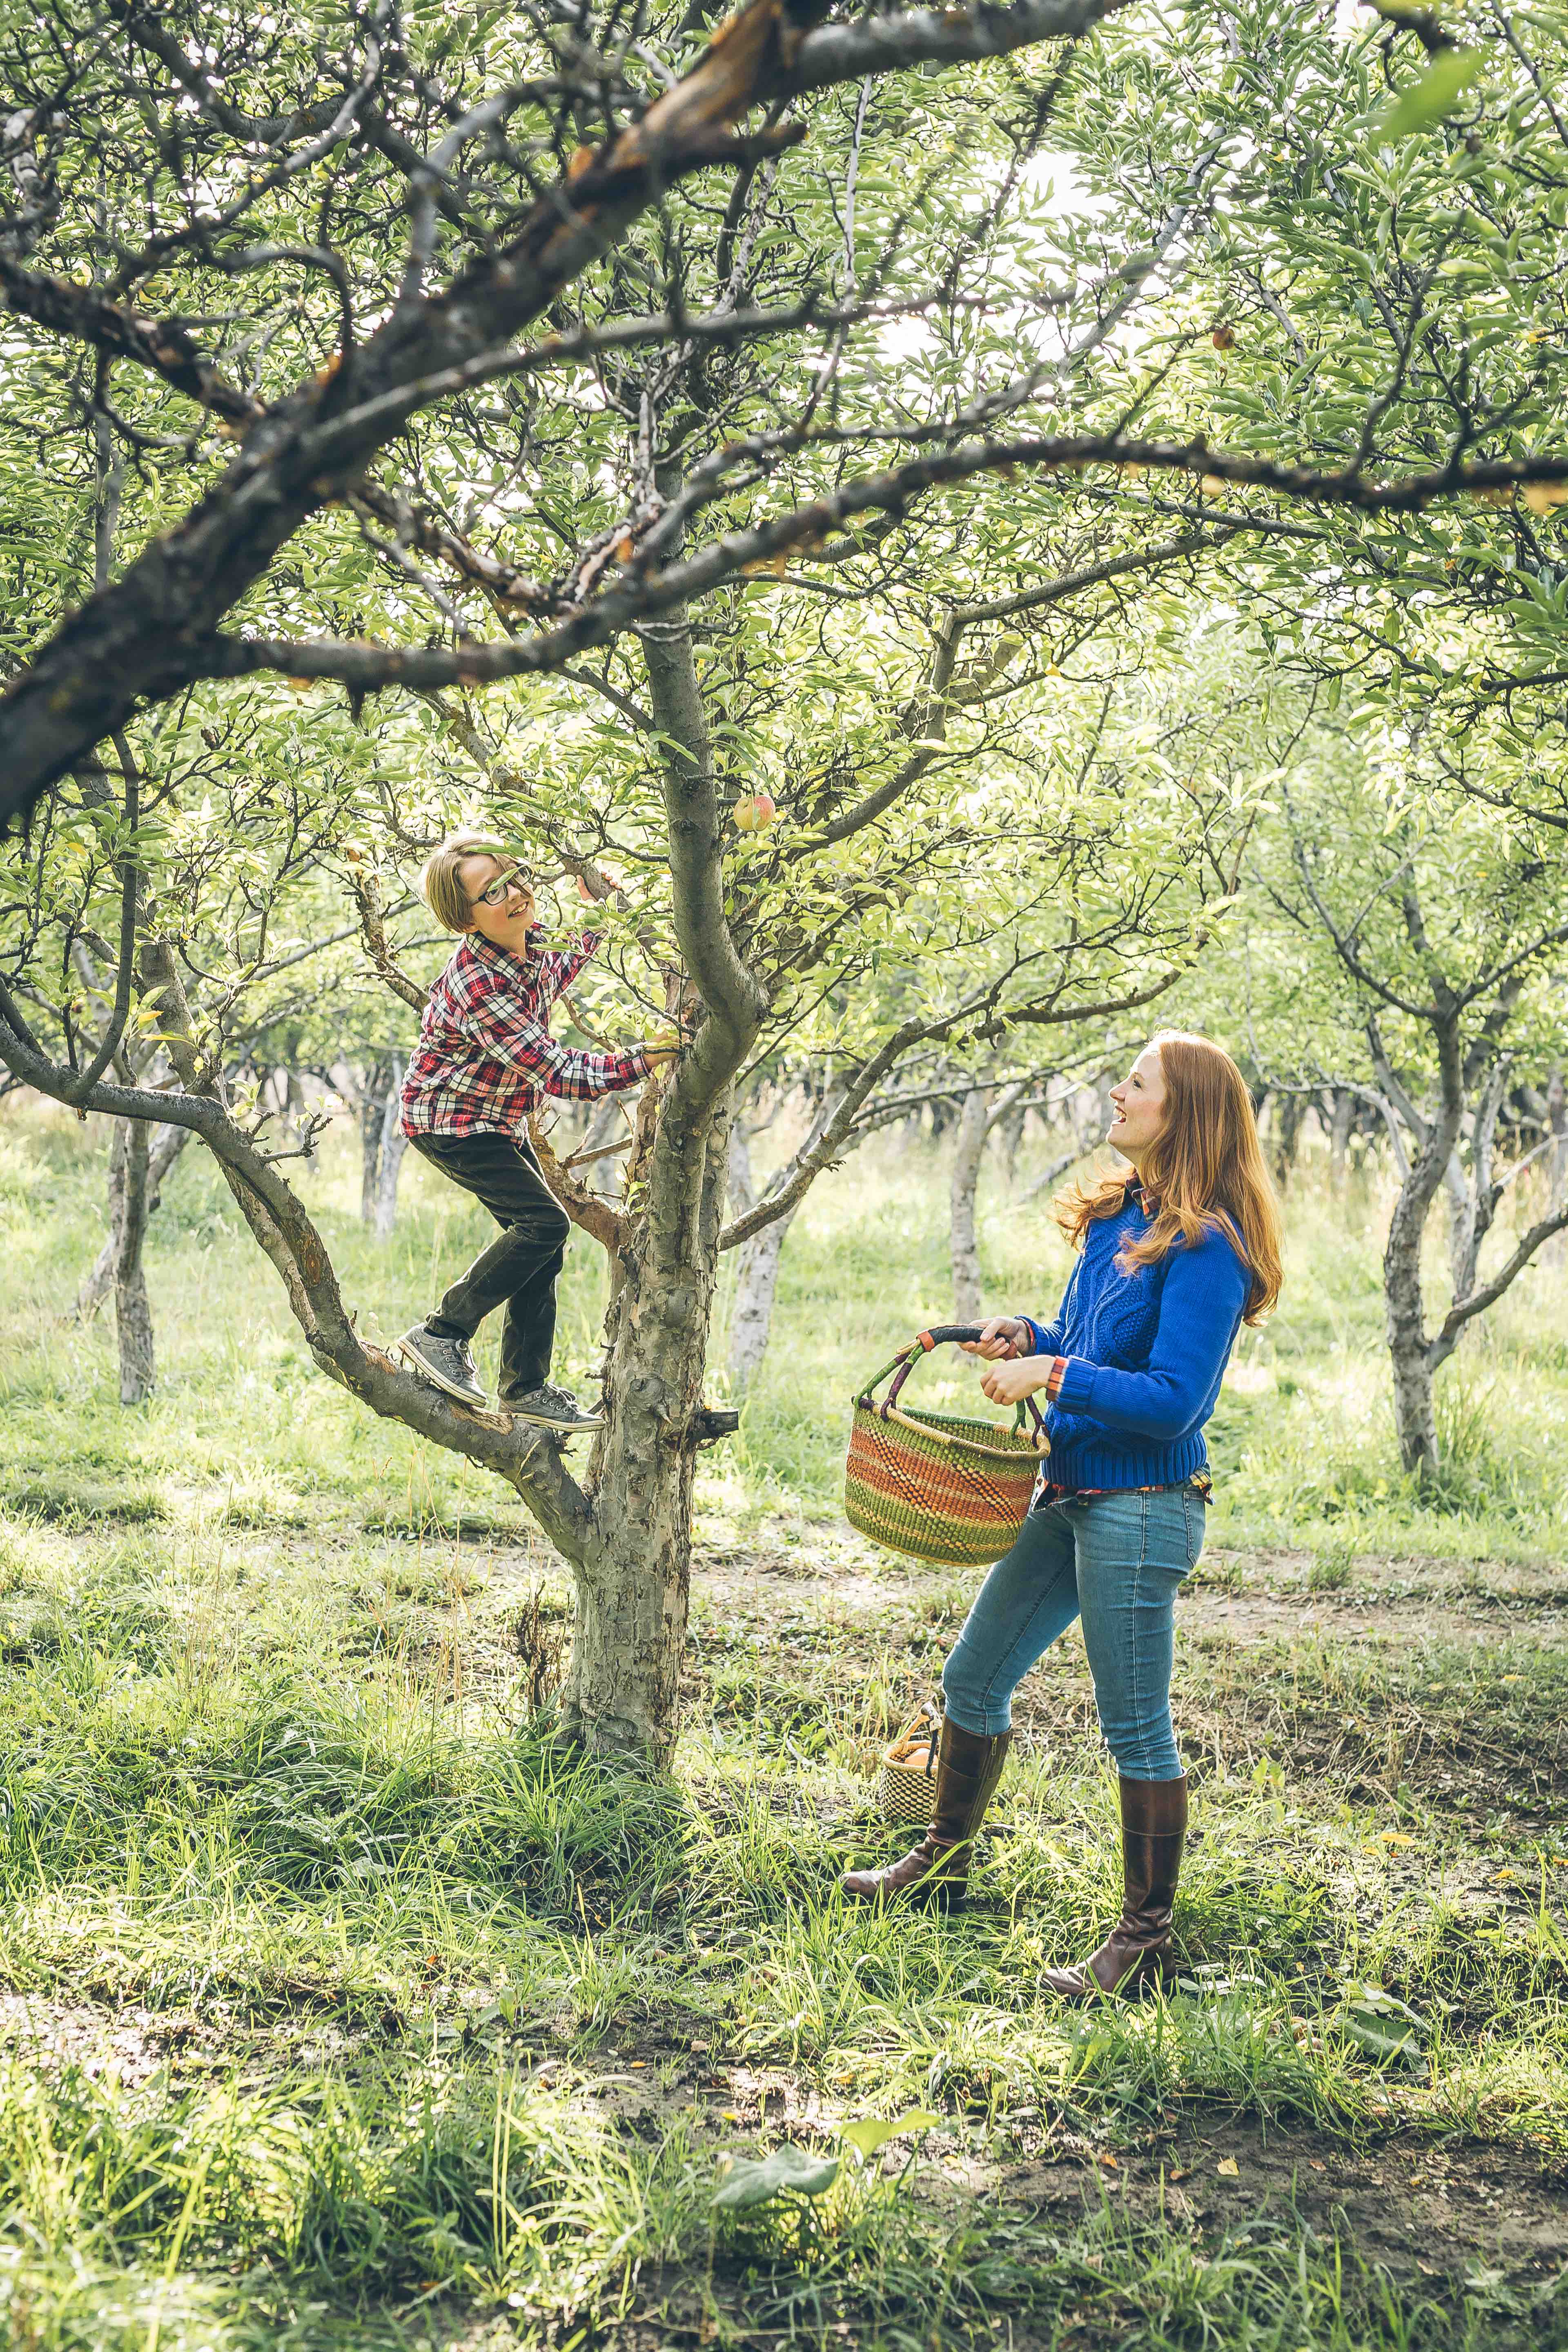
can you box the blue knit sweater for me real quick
[1020,1194,1251,1491]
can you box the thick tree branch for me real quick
[185,432,1568,708]
[0,0,1128,828]
[0,1002,597,1555]
[0,253,262,424]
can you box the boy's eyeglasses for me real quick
[471,861,534,909]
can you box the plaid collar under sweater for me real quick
[400,929,650,1138]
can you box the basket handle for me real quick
[886,1701,941,1774]
[852,1328,984,1407]
[865,1327,1047,1447]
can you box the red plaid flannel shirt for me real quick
[400,930,650,1140]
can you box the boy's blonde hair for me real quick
[421,830,508,934]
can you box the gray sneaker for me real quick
[501,1381,603,1433]
[396,1323,488,1409]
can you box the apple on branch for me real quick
[733,792,778,832]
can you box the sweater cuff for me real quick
[1050,1355,1095,1412]
[1019,1315,1049,1356]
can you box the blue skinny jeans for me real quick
[940,1487,1207,1781]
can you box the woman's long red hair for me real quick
[1054,1033,1283,1323]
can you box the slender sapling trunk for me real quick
[114,1118,156,1404]
[950,1085,991,1326]
[374,1055,408,1239]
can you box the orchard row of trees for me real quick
[2,0,1566,1756]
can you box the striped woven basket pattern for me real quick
[877,1713,941,1824]
[843,1327,1048,1568]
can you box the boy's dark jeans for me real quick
[409,1129,572,1400]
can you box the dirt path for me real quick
[687,1525,1568,1649]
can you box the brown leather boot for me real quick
[1042,1774,1187,1998]
[842,1719,1011,1909]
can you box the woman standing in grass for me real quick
[844,1032,1283,1998]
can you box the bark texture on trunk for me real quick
[998,1098,1028,1187]
[1379,1009,1463,1480]
[1389,1341,1439,1482]
[553,597,764,1757]
[77,1120,188,1319]
[581,1096,630,1200]
[950,1085,991,1326]
[373,1057,408,1239]
[727,1216,794,1393]
[359,1058,390,1223]
[1268,1090,1305,1187]
[726,1124,799,1396]
[564,1085,733,1758]
[114,1119,156,1404]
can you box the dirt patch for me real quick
[691,1532,1568,1647]
[505,2022,1568,2303]
[1002,2116,1568,2288]
[0,1991,176,2087]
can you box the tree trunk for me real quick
[581,1095,630,1200]
[1328,1087,1354,1183]
[563,1084,733,1759]
[1442,1148,1472,1283]
[554,589,764,1760]
[998,1098,1028,1186]
[1268,1090,1305,1187]
[1548,1069,1566,1272]
[114,1119,156,1405]
[1381,1015,1463,1482]
[1389,1333,1439,1481]
[373,1056,408,1239]
[77,1120,189,1320]
[359,1057,389,1223]
[1078,1071,1114,1160]
[950,1085,991,1325]
[727,1218,793,1393]
[726,1117,797,1396]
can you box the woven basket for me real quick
[877,1707,942,1825]
[843,1325,1049,1569]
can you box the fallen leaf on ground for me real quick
[1216,2157,1239,2177]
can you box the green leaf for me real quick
[840,2108,942,2160]
[712,2145,841,2209]
[1337,1983,1425,2066]
[1376,50,1483,142]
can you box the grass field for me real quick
[0,1102,1564,2350]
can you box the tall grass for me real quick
[723,1125,1568,1558]
[2,1102,1563,1551]
[0,1104,1564,2348]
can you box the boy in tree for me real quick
[396,831,673,1432]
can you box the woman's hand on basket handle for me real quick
[962,1316,1031,1362]
[978,1354,1056,1407]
